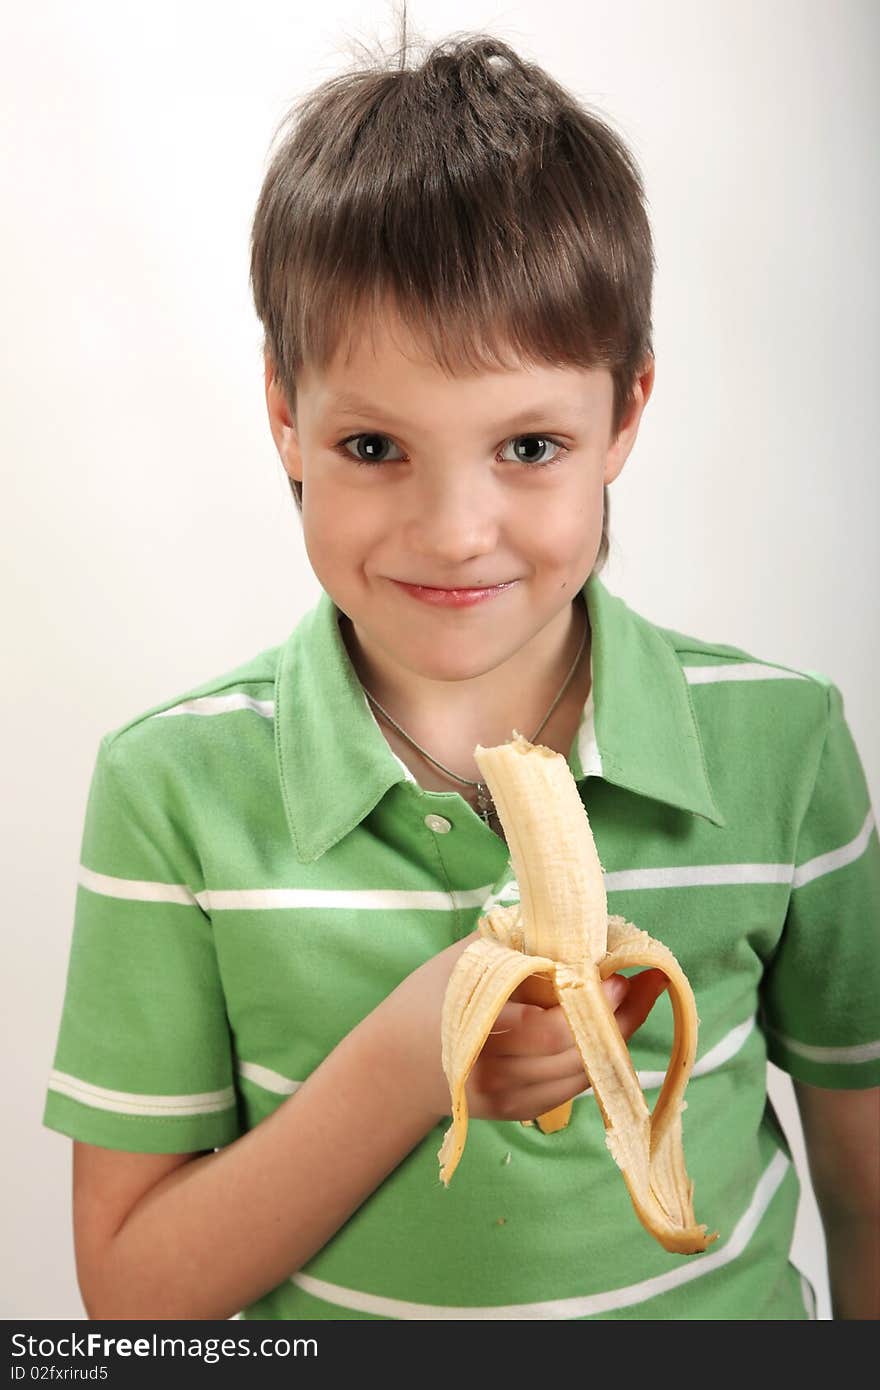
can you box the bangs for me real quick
[282,260,626,389]
[272,111,643,387]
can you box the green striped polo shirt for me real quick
[44,574,880,1320]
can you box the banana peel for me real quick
[437,731,717,1255]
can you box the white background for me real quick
[2,0,877,1320]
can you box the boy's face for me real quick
[265,305,653,690]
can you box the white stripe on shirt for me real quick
[604,863,793,891]
[791,809,876,889]
[289,1151,790,1318]
[682,663,808,685]
[194,885,491,913]
[635,1016,756,1090]
[78,866,201,907]
[767,1028,880,1065]
[47,1070,234,1116]
[79,806,876,913]
[154,694,274,718]
[239,1015,758,1100]
[238,1060,301,1096]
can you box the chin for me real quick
[403,640,515,684]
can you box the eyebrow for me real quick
[325,391,584,432]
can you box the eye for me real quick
[334,431,570,468]
[336,433,405,465]
[500,435,569,467]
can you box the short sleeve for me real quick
[43,732,241,1152]
[760,681,880,1088]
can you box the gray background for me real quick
[2,0,877,1319]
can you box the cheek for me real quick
[301,476,381,570]
[525,487,602,563]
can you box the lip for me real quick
[390,579,519,607]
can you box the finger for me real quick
[613,969,668,1042]
[486,975,630,1053]
[482,1001,576,1057]
[507,976,557,1008]
[477,1044,588,1095]
[503,1070,593,1122]
[601,972,632,1013]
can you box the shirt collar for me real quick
[582,576,725,828]
[276,574,724,864]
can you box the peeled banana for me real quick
[437,731,717,1256]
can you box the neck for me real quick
[340,595,590,774]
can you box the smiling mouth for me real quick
[389,578,520,606]
[394,580,517,591]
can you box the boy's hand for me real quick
[381,930,668,1127]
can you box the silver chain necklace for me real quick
[359,602,589,828]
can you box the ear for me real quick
[264,352,303,483]
[603,356,656,486]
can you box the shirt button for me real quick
[424,813,452,834]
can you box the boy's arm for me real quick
[793,1080,880,1320]
[74,926,494,1321]
[75,991,441,1321]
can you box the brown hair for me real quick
[249,16,655,572]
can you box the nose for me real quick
[403,466,500,565]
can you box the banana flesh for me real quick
[437,732,717,1255]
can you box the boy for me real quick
[43,32,879,1319]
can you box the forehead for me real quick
[299,302,612,423]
